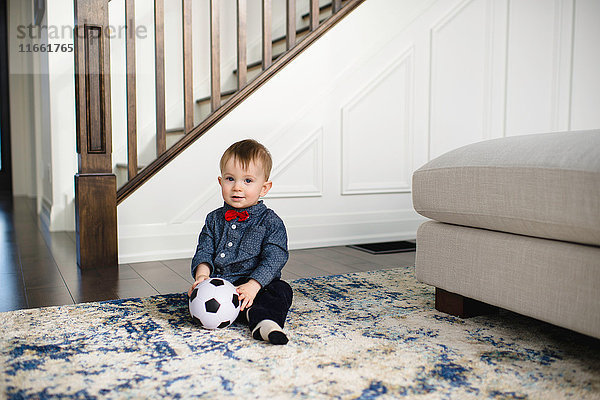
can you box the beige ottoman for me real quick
[412,130,600,339]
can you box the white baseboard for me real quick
[286,211,425,249]
[118,229,198,264]
[39,197,52,234]
[118,249,196,265]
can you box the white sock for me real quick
[252,319,288,345]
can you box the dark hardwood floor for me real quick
[0,194,416,312]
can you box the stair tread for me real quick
[301,2,338,20]
[233,18,327,75]
[195,89,238,105]
[272,25,311,45]
[244,52,285,71]
[196,12,333,105]
[116,163,146,169]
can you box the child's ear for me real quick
[260,181,272,197]
[217,176,222,187]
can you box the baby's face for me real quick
[218,158,272,209]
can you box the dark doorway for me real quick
[0,1,12,194]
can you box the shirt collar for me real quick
[223,200,266,217]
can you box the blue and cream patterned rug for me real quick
[1,266,599,399]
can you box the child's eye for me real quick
[244,178,253,184]
[226,177,234,182]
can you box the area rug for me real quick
[1,267,599,399]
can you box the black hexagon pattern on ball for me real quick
[205,298,221,313]
[232,293,239,308]
[218,321,231,329]
[209,278,225,287]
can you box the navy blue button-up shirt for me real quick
[191,201,289,287]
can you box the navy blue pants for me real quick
[234,278,293,330]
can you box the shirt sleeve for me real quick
[191,213,217,278]
[249,212,289,287]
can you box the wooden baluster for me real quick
[237,0,247,89]
[74,0,117,269]
[310,0,319,31]
[125,0,137,180]
[210,0,221,111]
[332,0,342,14]
[262,0,272,70]
[155,0,166,155]
[182,0,193,132]
[286,0,295,50]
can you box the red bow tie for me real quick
[225,209,249,222]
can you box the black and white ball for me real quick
[189,278,240,329]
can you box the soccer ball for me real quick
[189,278,241,329]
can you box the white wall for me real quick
[7,1,37,198]
[8,0,599,257]
[8,0,77,231]
[570,0,600,131]
[117,0,600,263]
[45,0,78,231]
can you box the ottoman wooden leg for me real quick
[435,288,499,318]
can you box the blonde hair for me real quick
[220,139,273,180]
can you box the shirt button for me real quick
[231,224,237,230]
[227,242,233,247]
[220,253,225,258]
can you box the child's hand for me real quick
[188,263,211,297]
[187,275,210,297]
[236,279,262,311]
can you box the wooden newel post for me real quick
[73,0,118,269]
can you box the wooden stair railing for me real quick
[74,0,365,269]
[74,0,117,269]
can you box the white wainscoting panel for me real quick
[268,128,324,198]
[570,0,600,130]
[429,0,493,158]
[505,0,563,136]
[341,49,413,195]
[552,0,575,131]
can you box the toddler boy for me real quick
[188,139,293,345]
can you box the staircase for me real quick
[73,0,365,268]
[114,6,334,188]
[115,0,365,201]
